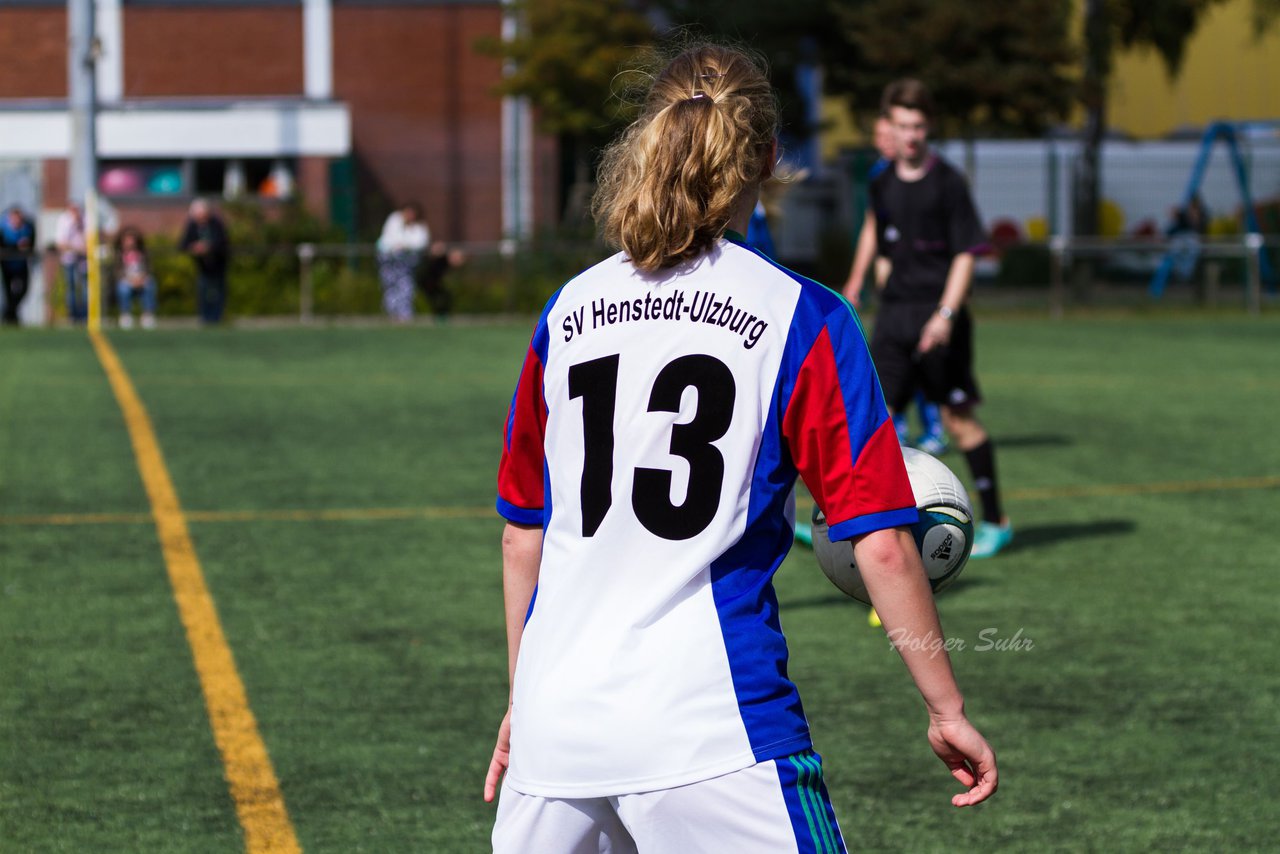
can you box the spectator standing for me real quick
[1,206,35,326]
[114,226,158,330]
[377,203,430,322]
[54,202,88,322]
[180,199,230,325]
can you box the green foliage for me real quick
[476,0,654,139]
[653,2,842,143]
[1106,0,1234,77]
[826,0,1078,136]
[308,258,383,316]
[142,219,608,320]
[148,234,197,316]
[1252,0,1280,32]
[509,235,608,313]
[143,201,353,318]
[221,200,347,316]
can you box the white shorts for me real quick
[492,750,845,853]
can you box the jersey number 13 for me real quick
[568,354,736,541]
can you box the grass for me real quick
[1,310,1278,852]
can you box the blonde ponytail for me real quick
[593,45,778,272]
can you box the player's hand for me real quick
[927,716,997,807]
[843,280,862,308]
[483,707,513,803]
[917,313,952,353]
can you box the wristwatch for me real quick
[937,305,954,320]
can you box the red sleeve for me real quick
[496,344,548,525]
[783,323,917,540]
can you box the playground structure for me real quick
[1149,122,1278,297]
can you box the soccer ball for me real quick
[811,447,973,605]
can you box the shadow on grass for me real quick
[993,433,1074,449]
[1009,519,1136,550]
[781,520,1131,610]
[939,575,992,595]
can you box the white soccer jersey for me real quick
[496,234,917,798]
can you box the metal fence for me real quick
[934,137,1280,240]
[6,234,1276,327]
[7,238,608,326]
[1045,234,1276,317]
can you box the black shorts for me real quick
[869,302,982,413]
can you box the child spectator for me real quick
[415,241,466,322]
[114,226,158,329]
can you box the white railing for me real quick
[1046,234,1277,318]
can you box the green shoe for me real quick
[794,522,813,547]
[971,520,1013,559]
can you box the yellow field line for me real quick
[89,331,300,854]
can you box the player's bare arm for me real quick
[918,251,975,353]
[853,526,998,807]
[484,521,542,803]
[844,211,878,306]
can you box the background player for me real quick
[484,45,997,852]
[844,113,895,308]
[863,79,1012,560]
[845,113,947,458]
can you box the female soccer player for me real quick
[485,44,997,852]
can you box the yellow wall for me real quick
[1108,1,1280,137]
[820,96,863,162]
[819,0,1280,155]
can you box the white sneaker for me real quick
[119,314,135,329]
[141,313,156,330]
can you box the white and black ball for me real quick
[811,447,973,604]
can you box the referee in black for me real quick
[861,78,1012,559]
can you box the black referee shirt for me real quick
[870,154,987,305]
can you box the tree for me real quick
[477,0,654,221]
[1252,0,1280,30]
[824,0,1078,138]
[650,1,845,162]
[1076,0,1231,236]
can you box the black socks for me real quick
[963,439,1003,524]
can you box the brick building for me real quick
[0,0,554,245]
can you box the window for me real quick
[98,158,296,200]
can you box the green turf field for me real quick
[2,313,1278,852]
